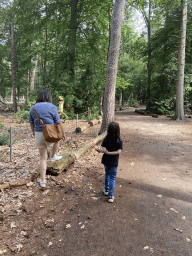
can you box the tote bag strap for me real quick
[33,106,44,125]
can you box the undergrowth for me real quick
[0,122,9,146]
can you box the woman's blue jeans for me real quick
[104,165,117,197]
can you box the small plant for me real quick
[154,99,174,115]
[0,122,9,146]
[13,110,29,123]
[17,110,29,121]
[84,106,101,122]
[128,99,139,108]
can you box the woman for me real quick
[29,89,65,188]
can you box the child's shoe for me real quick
[103,189,109,196]
[108,196,114,203]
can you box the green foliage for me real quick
[154,99,175,115]
[0,122,3,130]
[16,110,30,121]
[0,0,188,118]
[0,122,9,146]
[128,99,139,108]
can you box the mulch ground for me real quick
[1,109,192,255]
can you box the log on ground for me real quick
[75,123,90,133]
[89,117,102,126]
[0,132,107,190]
[47,131,107,175]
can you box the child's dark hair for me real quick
[36,89,52,103]
[107,122,120,140]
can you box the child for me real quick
[95,122,123,203]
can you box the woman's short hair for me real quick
[36,89,52,103]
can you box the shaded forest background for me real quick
[0,0,191,118]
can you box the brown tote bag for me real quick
[33,106,64,143]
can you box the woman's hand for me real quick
[30,124,35,136]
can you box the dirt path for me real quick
[116,109,192,194]
[1,109,192,255]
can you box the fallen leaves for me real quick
[143,246,154,253]
[174,228,182,233]
[170,208,178,214]
[65,224,71,229]
[0,250,7,255]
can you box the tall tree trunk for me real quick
[26,70,30,104]
[147,0,151,110]
[43,24,48,86]
[43,3,48,86]
[119,91,122,108]
[107,0,113,61]
[30,55,38,90]
[11,18,17,113]
[69,0,79,80]
[138,0,152,110]
[99,0,125,134]
[175,0,187,120]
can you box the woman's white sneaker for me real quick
[49,154,62,162]
[40,180,46,188]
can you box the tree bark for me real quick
[147,0,151,110]
[175,0,187,120]
[30,55,38,90]
[119,91,122,108]
[11,18,17,113]
[100,0,125,134]
[69,0,79,80]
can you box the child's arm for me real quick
[105,149,122,155]
[95,146,107,153]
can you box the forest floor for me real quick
[1,107,192,255]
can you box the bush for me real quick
[17,110,29,120]
[154,99,175,115]
[14,110,29,123]
[128,99,139,108]
[0,122,9,146]
[0,134,9,146]
[20,102,35,111]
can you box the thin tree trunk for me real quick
[30,55,38,90]
[107,0,113,61]
[138,0,152,111]
[43,24,48,86]
[43,3,48,86]
[100,0,125,134]
[119,91,122,107]
[11,18,17,113]
[69,0,79,80]
[175,0,187,120]
[147,0,151,110]
[26,70,30,104]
